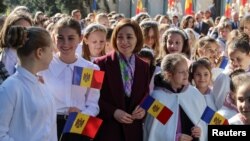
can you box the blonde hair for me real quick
[82,23,107,61]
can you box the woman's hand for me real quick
[114,109,133,124]
[132,105,146,120]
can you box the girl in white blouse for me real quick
[0,12,32,75]
[40,17,100,141]
[0,26,57,141]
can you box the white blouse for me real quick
[40,54,100,116]
[0,48,18,75]
[0,66,57,141]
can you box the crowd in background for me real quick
[0,3,250,141]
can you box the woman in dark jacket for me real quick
[94,19,150,141]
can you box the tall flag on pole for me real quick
[92,0,97,11]
[168,0,174,10]
[185,0,193,15]
[62,112,103,139]
[140,95,173,124]
[72,66,105,89]
[201,106,229,125]
[225,0,231,18]
[242,0,247,6]
[136,0,143,14]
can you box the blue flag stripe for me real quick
[140,95,155,110]
[72,66,83,85]
[201,106,215,124]
[62,112,78,133]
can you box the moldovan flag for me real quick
[62,112,103,139]
[225,0,231,18]
[140,95,173,124]
[168,0,174,9]
[241,0,247,6]
[72,66,105,89]
[136,0,143,14]
[185,0,193,15]
[201,106,229,125]
[219,56,228,69]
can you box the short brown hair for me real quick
[111,19,143,53]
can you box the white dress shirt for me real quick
[0,48,18,75]
[0,66,57,141]
[40,53,100,116]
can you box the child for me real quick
[139,21,160,58]
[229,72,250,124]
[144,53,207,141]
[212,33,250,111]
[194,36,221,68]
[0,12,33,75]
[0,26,57,141]
[82,23,107,62]
[156,28,191,65]
[138,47,161,94]
[104,28,114,54]
[189,58,217,111]
[217,69,244,119]
[40,17,100,141]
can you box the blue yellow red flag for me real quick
[136,0,143,14]
[185,0,193,15]
[201,106,229,125]
[141,95,173,124]
[62,112,103,139]
[225,0,231,18]
[72,66,105,89]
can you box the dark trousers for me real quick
[57,115,91,141]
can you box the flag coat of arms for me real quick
[72,66,105,89]
[140,95,173,124]
[62,112,103,139]
[201,106,229,125]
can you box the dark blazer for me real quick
[94,51,150,141]
[230,21,239,30]
[194,21,210,35]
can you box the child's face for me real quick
[55,27,81,58]
[198,43,219,67]
[236,84,250,120]
[166,33,184,54]
[228,48,250,71]
[193,66,211,90]
[144,28,156,48]
[97,17,110,28]
[168,60,189,89]
[86,30,106,57]
[243,21,250,37]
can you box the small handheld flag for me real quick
[219,56,228,69]
[140,95,173,124]
[62,112,103,139]
[201,106,228,125]
[72,66,105,89]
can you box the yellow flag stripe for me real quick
[70,113,90,134]
[210,112,226,125]
[148,100,164,118]
[80,68,94,87]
